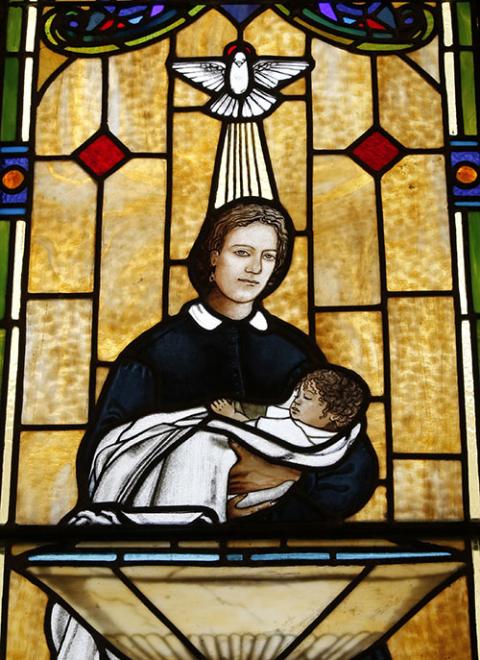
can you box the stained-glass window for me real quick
[0,1,480,657]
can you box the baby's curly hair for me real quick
[300,367,368,431]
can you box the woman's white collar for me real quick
[188,302,268,331]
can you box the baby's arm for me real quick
[211,399,249,422]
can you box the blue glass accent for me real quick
[0,146,28,153]
[336,551,452,560]
[455,201,480,207]
[221,5,260,23]
[28,553,117,562]
[451,141,479,146]
[124,553,220,562]
[251,552,331,561]
[452,151,480,196]
[0,207,25,215]
[226,554,244,561]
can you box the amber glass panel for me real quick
[174,78,209,108]
[378,57,443,149]
[36,59,102,155]
[388,577,471,659]
[6,572,50,660]
[29,161,96,293]
[168,265,197,316]
[22,300,92,424]
[171,113,221,259]
[16,431,82,524]
[265,237,309,334]
[406,37,440,83]
[98,159,165,362]
[244,9,305,56]
[176,10,236,58]
[382,156,451,292]
[312,39,372,150]
[264,101,306,231]
[95,367,110,401]
[348,486,387,521]
[37,48,69,92]
[389,297,460,453]
[394,460,463,520]
[108,40,168,153]
[315,311,384,396]
[313,156,380,306]
[367,402,386,479]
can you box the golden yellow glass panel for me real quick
[315,311,384,396]
[264,101,306,231]
[389,576,470,659]
[171,112,221,260]
[265,236,308,334]
[6,572,50,660]
[313,156,380,306]
[16,431,82,524]
[312,39,372,150]
[244,9,305,56]
[98,159,165,362]
[25,566,185,660]
[378,57,443,149]
[96,366,109,401]
[36,59,102,155]
[288,563,464,660]
[394,460,463,520]
[122,564,362,654]
[282,77,306,95]
[22,299,92,425]
[176,10,236,58]
[37,46,69,91]
[174,78,210,108]
[108,40,168,153]
[382,155,451,292]
[367,402,386,479]
[389,297,460,453]
[28,161,96,293]
[348,486,387,522]
[168,265,197,316]
[406,37,440,83]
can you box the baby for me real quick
[212,365,368,444]
[211,366,368,510]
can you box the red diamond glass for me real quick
[77,134,127,177]
[352,130,400,172]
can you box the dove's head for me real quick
[224,41,256,63]
[233,52,247,67]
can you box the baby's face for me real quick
[290,383,332,429]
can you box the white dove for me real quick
[171,41,312,120]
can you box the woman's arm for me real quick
[76,359,156,499]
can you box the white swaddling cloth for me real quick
[81,402,361,526]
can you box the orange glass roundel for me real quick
[455,164,478,185]
[1,168,25,191]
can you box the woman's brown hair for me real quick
[188,198,294,298]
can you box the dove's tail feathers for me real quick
[210,93,240,118]
[241,88,277,118]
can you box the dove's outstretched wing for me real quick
[253,59,310,90]
[171,60,227,92]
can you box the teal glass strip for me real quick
[0,57,20,141]
[6,6,23,53]
[460,51,478,136]
[0,222,10,320]
[468,212,480,313]
[456,2,473,46]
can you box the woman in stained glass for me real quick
[72,199,379,525]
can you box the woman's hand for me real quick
[228,440,301,494]
[227,493,275,519]
[211,398,237,417]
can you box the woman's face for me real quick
[210,221,278,304]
